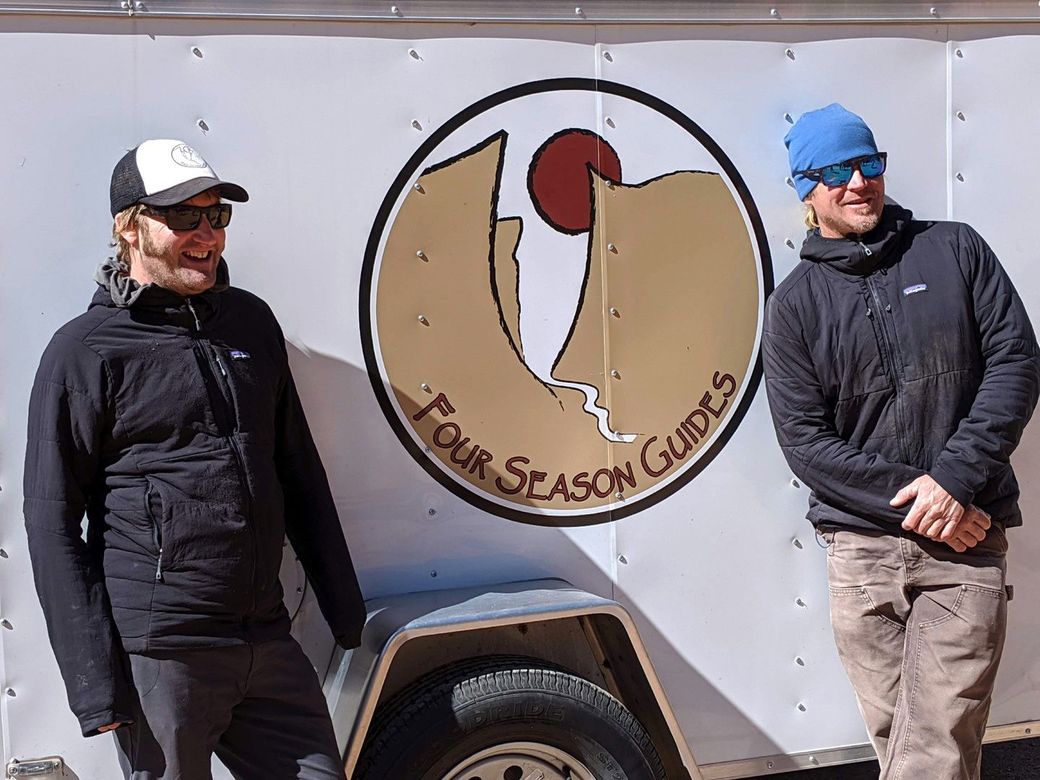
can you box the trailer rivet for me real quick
[809,755,819,764]
[575,6,584,16]
[793,538,803,549]
[617,554,628,564]
[390,5,402,16]
[607,243,618,253]
[420,383,432,394]
[791,478,800,488]
[191,46,203,58]
[416,249,428,261]
[196,118,209,133]
[785,176,795,188]
[413,182,425,194]
[956,111,966,121]
[296,586,303,593]
[785,48,795,60]
[605,117,616,128]
[783,112,793,123]
[767,762,775,769]
[603,50,613,62]
[430,570,438,577]
[0,549,7,559]
[785,238,795,249]
[615,492,624,501]
[797,702,807,712]
[770,7,780,18]
[795,656,805,666]
[4,688,14,697]
[611,369,621,380]
[411,119,423,131]
[418,314,430,326]
[956,172,965,182]
[428,507,437,516]
[0,619,11,630]
[1027,727,1033,734]
[955,48,964,58]
[408,48,420,60]
[796,597,807,607]
[929,6,939,16]
[609,307,620,318]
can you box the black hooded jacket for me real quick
[763,205,1040,531]
[23,259,366,737]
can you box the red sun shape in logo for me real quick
[527,129,623,235]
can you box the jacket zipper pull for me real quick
[860,242,873,257]
[866,307,873,319]
[155,547,164,582]
[185,297,202,332]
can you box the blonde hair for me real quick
[804,202,819,230]
[111,203,147,265]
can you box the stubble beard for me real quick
[820,204,883,240]
[136,226,216,296]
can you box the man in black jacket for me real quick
[764,104,1040,779]
[24,139,366,779]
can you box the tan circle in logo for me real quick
[363,81,771,526]
[170,143,207,168]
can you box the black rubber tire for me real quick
[355,655,666,780]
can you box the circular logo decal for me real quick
[170,143,208,168]
[362,79,772,526]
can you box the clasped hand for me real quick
[890,475,990,552]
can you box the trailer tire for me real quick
[355,655,666,780]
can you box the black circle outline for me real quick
[360,78,774,527]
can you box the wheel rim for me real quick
[444,741,598,780]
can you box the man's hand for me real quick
[891,475,965,538]
[940,505,992,553]
[98,722,123,733]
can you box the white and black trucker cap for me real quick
[110,139,249,216]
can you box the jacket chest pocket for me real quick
[890,280,980,381]
[820,307,892,401]
[120,343,220,438]
[217,348,279,437]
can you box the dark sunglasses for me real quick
[144,203,233,231]
[797,152,887,188]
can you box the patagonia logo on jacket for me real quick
[903,283,928,296]
[230,350,251,360]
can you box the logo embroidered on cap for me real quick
[903,284,928,296]
[230,350,251,360]
[170,144,207,169]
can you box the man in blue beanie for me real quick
[763,103,1040,778]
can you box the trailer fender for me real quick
[324,578,700,779]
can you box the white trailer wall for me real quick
[1,9,1039,778]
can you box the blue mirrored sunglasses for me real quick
[797,152,887,188]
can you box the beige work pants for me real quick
[823,525,1008,780]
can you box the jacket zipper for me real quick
[185,298,258,613]
[863,252,912,463]
[146,482,164,582]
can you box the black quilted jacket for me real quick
[24,260,365,736]
[763,205,1040,532]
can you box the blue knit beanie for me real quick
[785,103,879,200]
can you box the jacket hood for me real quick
[91,256,230,309]
[800,203,913,275]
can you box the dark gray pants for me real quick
[114,636,342,780]
[824,526,1008,780]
